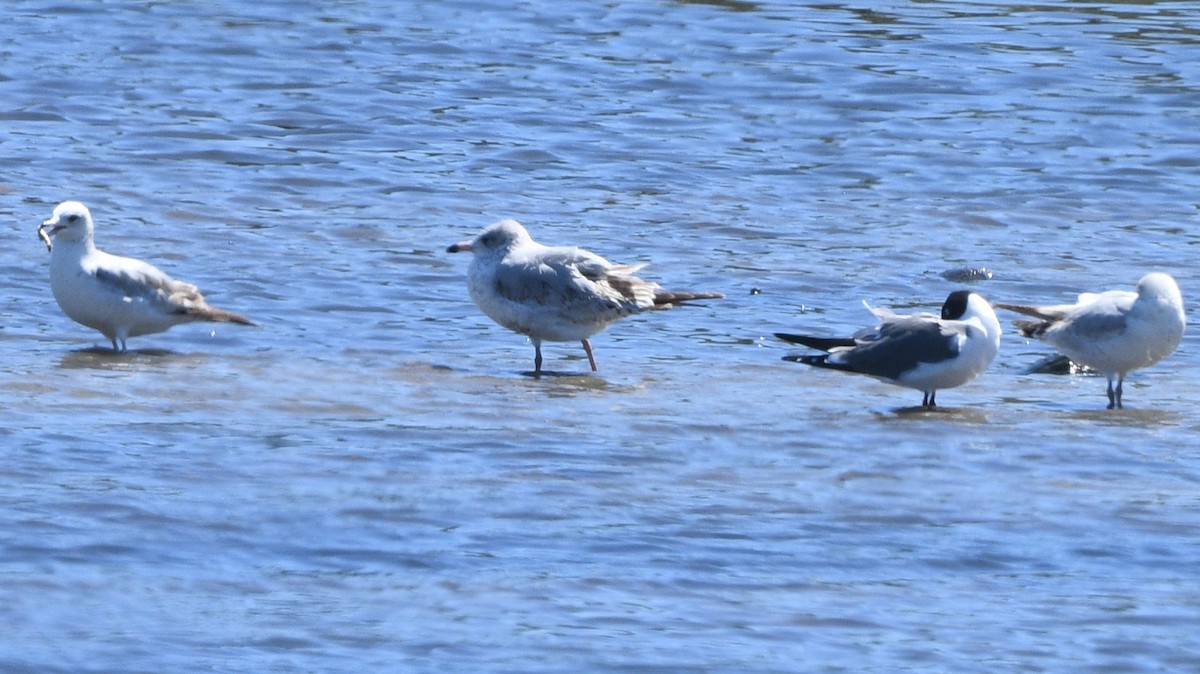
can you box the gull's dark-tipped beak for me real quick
[40,216,68,236]
[447,239,474,253]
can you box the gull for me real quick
[996,272,1185,409]
[776,291,1002,407]
[447,219,723,374]
[39,201,254,351]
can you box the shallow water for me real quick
[2,1,1199,671]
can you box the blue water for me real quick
[2,1,1199,672]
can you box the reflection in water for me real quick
[1064,406,1184,428]
[57,347,185,371]
[883,405,991,423]
[458,370,642,396]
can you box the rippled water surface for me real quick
[2,1,1199,671]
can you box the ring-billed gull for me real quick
[447,219,723,374]
[39,201,254,351]
[776,291,1002,407]
[996,272,1185,409]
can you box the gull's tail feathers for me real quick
[1010,319,1048,338]
[993,302,1050,318]
[652,290,724,307]
[190,305,256,326]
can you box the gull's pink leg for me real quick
[581,339,598,371]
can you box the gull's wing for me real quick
[998,289,1136,320]
[494,245,655,312]
[826,317,965,380]
[91,253,209,315]
[994,302,1069,321]
[1051,303,1129,341]
[1003,290,1134,339]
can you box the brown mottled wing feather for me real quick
[999,300,1126,340]
[1011,319,1045,338]
[993,302,1065,321]
[187,304,255,325]
[495,247,720,318]
[996,302,1074,338]
[494,253,605,304]
[653,289,724,306]
[95,264,252,325]
[494,248,645,315]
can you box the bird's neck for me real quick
[49,235,96,260]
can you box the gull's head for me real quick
[942,290,1002,334]
[447,219,532,257]
[1136,272,1182,305]
[40,201,94,242]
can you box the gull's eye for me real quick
[67,214,80,223]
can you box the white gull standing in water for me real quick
[39,201,254,351]
[776,291,1002,407]
[996,272,1185,409]
[447,219,723,374]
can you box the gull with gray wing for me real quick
[447,219,722,374]
[996,272,1185,409]
[39,201,254,351]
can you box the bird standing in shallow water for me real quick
[996,272,1185,409]
[776,290,1002,408]
[447,219,723,374]
[39,201,254,351]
